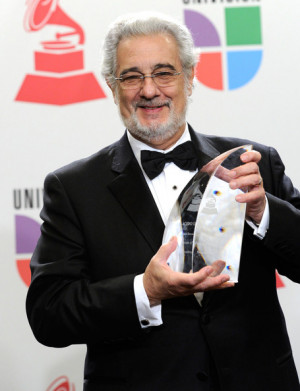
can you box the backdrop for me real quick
[1,0,300,389]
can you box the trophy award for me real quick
[163,145,253,283]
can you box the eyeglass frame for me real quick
[113,70,182,90]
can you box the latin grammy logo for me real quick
[46,376,75,391]
[15,0,106,105]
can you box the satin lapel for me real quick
[108,133,164,253]
[188,124,221,168]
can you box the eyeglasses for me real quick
[113,71,182,90]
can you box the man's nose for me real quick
[139,76,160,99]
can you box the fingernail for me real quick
[206,266,213,274]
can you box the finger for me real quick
[207,281,235,290]
[175,265,214,288]
[229,162,259,180]
[195,273,233,291]
[230,173,262,190]
[156,236,178,264]
[163,267,234,296]
[181,263,226,287]
[210,260,226,276]
[240,150,261,163]
[215,166,232,183]
[236,187,265,203]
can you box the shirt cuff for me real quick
[133,274,163,328]
[246,196,269,239]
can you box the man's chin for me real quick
[128,124,178,143]
[122,111,186,144]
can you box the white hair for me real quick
[101,12,197,88]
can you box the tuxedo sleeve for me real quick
[26,172,144,348]
[260,146,300,282]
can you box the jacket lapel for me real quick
[188,124,221,167]
[108,133,165,253]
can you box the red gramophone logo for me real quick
[46,376,75,391]
[15,0,106,105]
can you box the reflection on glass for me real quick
[163,145,252,282]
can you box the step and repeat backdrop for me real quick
[1,0,300,389]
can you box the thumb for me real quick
[157,236,178,263]
[210,260,226,277]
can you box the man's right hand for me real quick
[143,237,235,306]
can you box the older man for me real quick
[26,13,300,391]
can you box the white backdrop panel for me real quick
[1,1,299,389]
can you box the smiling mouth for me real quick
[140,105,164,110]
[136,102,170,111]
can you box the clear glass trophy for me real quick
[163,145,253,283]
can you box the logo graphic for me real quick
[276,272,285,288]
[15,215,40,286]
[185,6,263,90]
[46,376,75,391]
[15,0,106,105]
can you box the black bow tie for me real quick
[140,141,198,180]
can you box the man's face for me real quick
[109,34,194,149]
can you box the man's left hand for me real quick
[229,150,266,224]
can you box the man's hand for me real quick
[229,150,266,224]
[143,237,234,306]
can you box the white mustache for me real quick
[135,99,171,109]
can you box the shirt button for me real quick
[172,185,177,190]
[141,319,150,326]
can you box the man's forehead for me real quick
[116,33,181,72]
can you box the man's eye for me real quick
[154,72,173,79]
[122,75,141,82]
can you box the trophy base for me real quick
[15,72,106,105]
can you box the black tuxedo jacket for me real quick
[26,126,300,391]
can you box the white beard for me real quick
[117,97,189,144]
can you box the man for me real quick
[26,12,300,391]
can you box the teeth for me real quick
[136,104,166,109]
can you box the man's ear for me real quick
[106,80,118,105]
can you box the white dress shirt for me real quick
[127,125,269,328]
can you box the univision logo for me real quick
[15,215,40,286]
[185,6,263,90]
